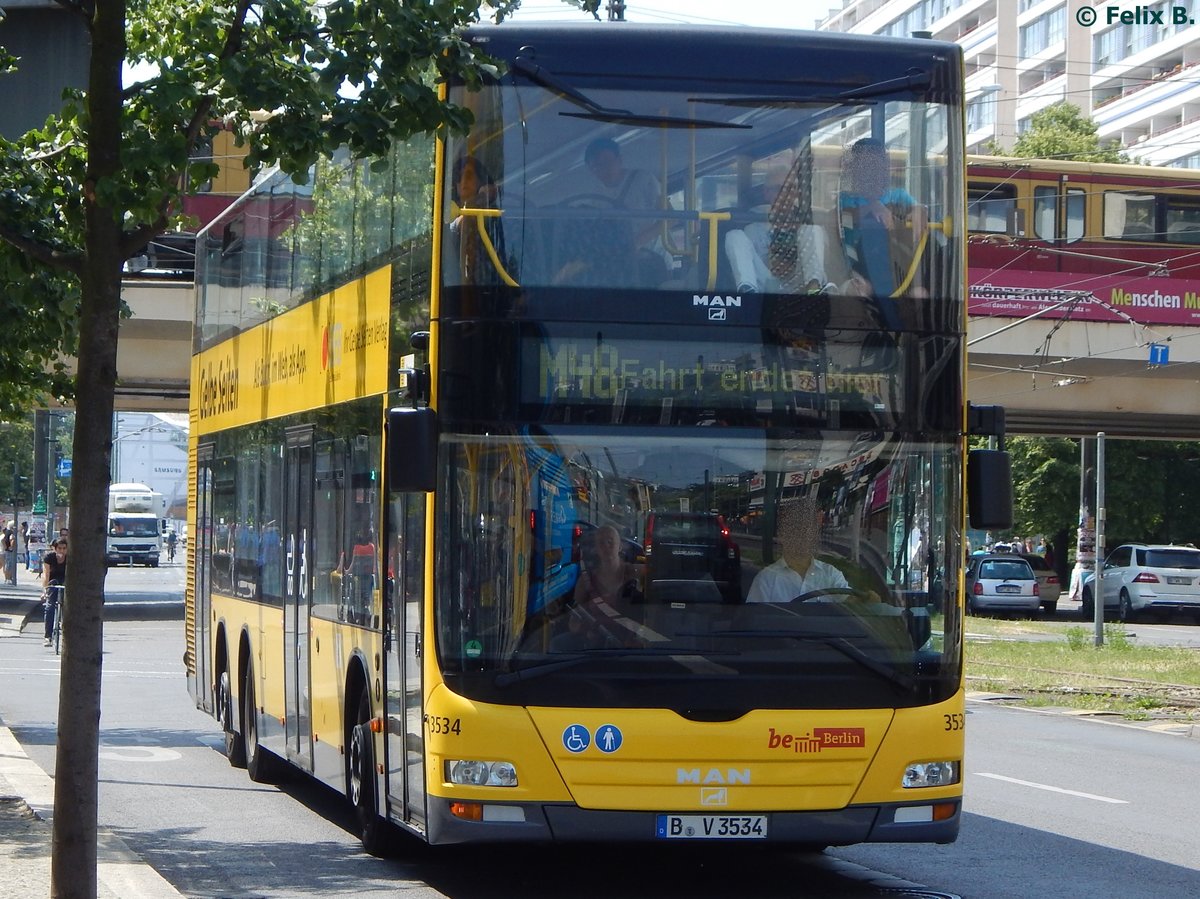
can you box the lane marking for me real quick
[975,772,1128,804]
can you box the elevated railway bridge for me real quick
[106,278,1200,438]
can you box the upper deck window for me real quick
[441,77,960,307]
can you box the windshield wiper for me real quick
[511,56,747,130]
[495,647,681,686]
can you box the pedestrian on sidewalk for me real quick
[41,537,67,647]
[2,526,16,585]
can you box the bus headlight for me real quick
[902,760,959,788]
[447,759,519,787]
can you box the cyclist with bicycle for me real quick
[41,536,67,648]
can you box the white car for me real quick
[1081,543,1200,623]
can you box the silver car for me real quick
[966,555,1040,615]
[1019,553,1062,614]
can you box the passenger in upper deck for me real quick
[838,138,927,298]
[724,160,834,295]
[553,138,673,287]
[447,155,509,286]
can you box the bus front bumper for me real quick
[421,798,960,846]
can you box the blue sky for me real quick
[503,1,836,30]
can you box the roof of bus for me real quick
[465,23,962,96]
[968,154,1200,184]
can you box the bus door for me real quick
[284,427,315,771]
[384,491,427,830]
[191,443,215,712]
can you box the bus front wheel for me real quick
[219,668,246,768]
[348,691,393,856]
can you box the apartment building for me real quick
[818,0,1200,166]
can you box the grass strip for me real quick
[966,624,1200,720]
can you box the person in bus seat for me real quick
[447,155,509,286]
[554,138,673,287]
[724,161,834,295]
[747,499,850,603]
[838,138,927,299]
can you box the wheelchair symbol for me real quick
[562,724,591,753]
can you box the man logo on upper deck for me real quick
[694,295,741,321]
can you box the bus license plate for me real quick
[657,814,767,839]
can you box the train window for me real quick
[1066,189,1085,242]
[1036,187,1085,242]
[967,183,1015,233]
[1033,186,1055,240]
[1165,198,1200,244]
[1103,192,1156,240]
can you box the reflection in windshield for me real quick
[442,80,956,301]
[436,428,961,711]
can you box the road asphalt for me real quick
[0,579,185,898]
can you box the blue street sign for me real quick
[1149,343,1169,366]
[57,458,72,477]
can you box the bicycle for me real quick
[45,584,65,655]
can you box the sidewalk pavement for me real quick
[1,605,186,897]
[0,580,45,637]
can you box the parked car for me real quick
[644,511,741,602]
[965,554,1040,615]
[1081,543,1200,623]
[1018,553,1061,613]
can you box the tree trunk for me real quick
[52,1,125,896]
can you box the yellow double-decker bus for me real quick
[185,22,1011,854]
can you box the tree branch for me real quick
[0,223,83,275]
[119,213,171,260]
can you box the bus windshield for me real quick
[443,77,956,303]
[436,427,962,713]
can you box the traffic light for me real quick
[11,462,29,505]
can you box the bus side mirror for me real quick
[967,448,1012,530]
[387,407,438,493]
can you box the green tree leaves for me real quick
[1005,101,1126,163]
